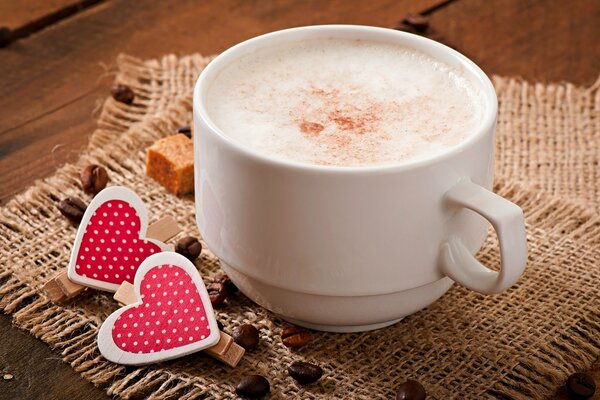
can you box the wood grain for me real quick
[0,313,107,400]
[427,0,600,85]
[0,0,106,46]
[0,0,439,204]
[0,0,84,30]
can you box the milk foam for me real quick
[206,38,486,167]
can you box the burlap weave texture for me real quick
[0,54,598,399]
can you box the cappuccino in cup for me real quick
[206,38,485,166]
[194,26,526,332]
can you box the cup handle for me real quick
[440,179,527,294]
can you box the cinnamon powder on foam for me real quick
[292,85,397,165]
[206,38,485,167]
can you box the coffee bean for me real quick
[110,84,135,105]
[56,197,87,224]
[207,282,227,307]
[281,326,311,348]
[393,22,418,34]
[393,22,419,35]
[214,273,238,294]
[396,380,426,400]
[402,14,430,32]
[0,27,12,48]
[80,164,109,195]
[217,319,224,331]
[288,361,323,384]
[236,375,270,398]
[175,236,202,261]
[566,372,596,399]
[176,126,192,139]
[232,324,259,350]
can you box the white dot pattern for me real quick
[112,264,212,353]
[75,200,161,284]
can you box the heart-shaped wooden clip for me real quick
[44,186,181,301]
[99,252,244,367]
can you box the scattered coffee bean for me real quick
[288,361,323,384]
[80,164,109,195]
[281,326,311,348]
[232,324,259,350]
[236,375,270,399]
[176,126,192,139]
[396,380,426,400]
[214,273,238,294]
[110,84,135,105]
[175,236,202,261]
[401,14,430,32]
[56,197,87,224]
[207,282,228,307]
[566,372,596,400]
[394,22,418,34]
[0,27,12,48]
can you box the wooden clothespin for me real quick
[43,186,181,302]
[43,270,86,301]
[99,253,245,368]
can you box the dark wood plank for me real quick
[0,0,82,30]
[0,313,107,400]
[0,87,103,205]
[0,0,106,46]
[427,0,600,85]
[0,0,439,204]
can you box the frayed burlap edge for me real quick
[493,75,600,213]
[0,54,598,399]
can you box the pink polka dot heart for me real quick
[67,186,170,292]
[112,264,212,353]
[97,252,220,365]
[76,200,160,284]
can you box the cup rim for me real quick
[193,24,498,174]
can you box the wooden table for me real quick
[1,1,598,398]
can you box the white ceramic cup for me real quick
[193,25,527,332]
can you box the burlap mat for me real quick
[0,54,598,399]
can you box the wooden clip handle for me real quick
[204,331,245,367]
[113,281,136,306]
[43,270,86,302]
[113,281,244,367]
[147,215,180,242]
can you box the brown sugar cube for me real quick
[146,134,194,195]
